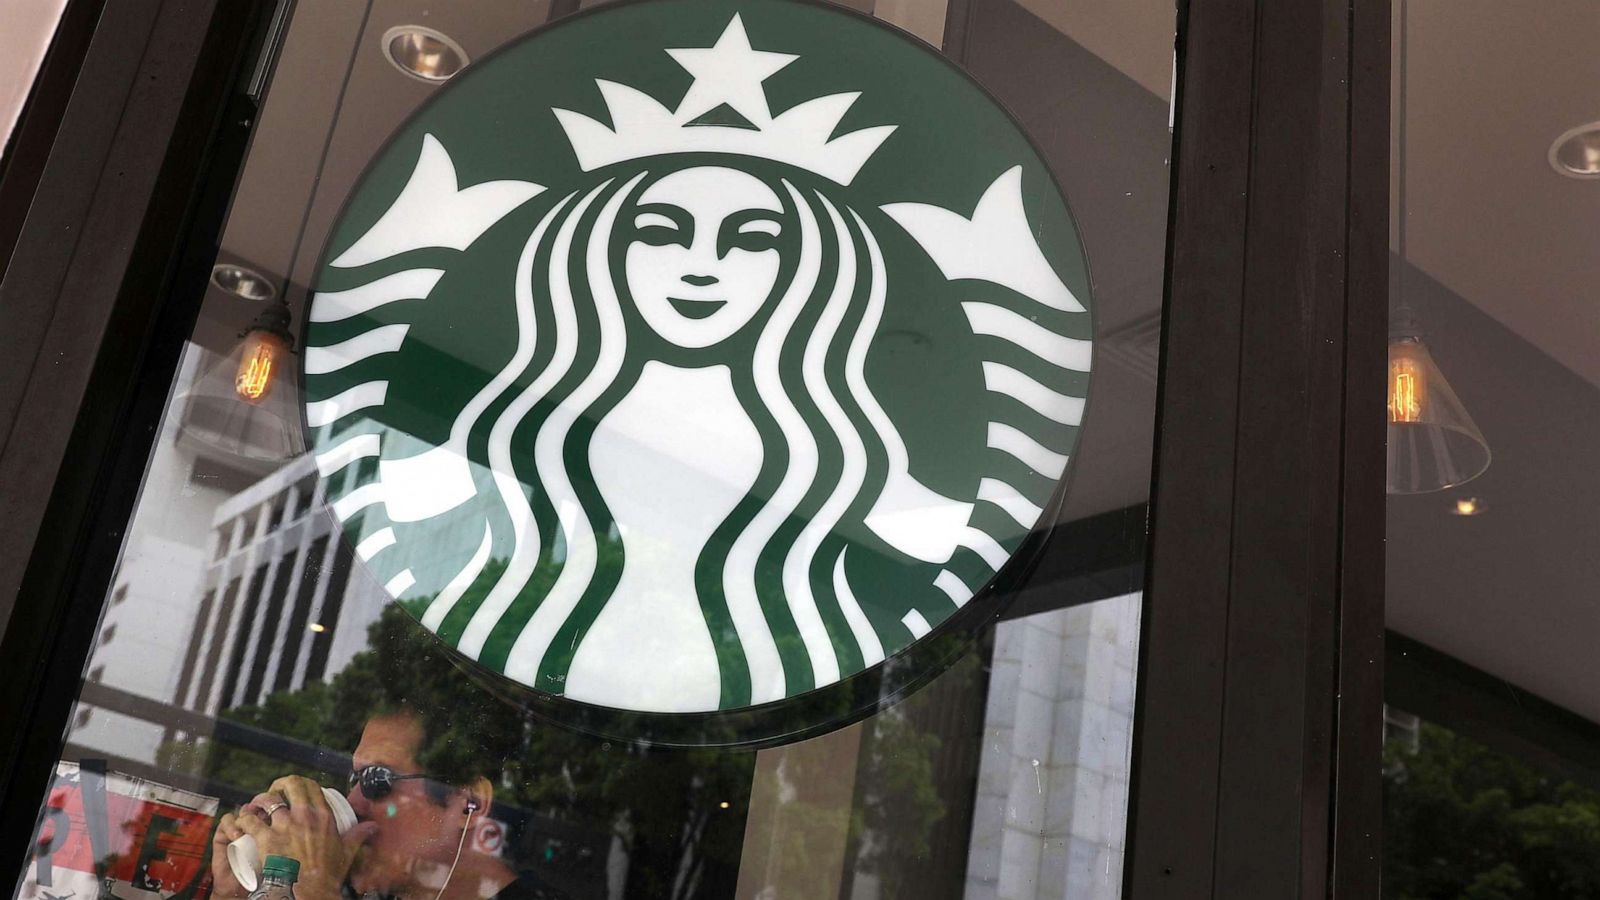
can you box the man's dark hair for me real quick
[330,605,532,797]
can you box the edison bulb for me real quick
[1388,339,1427,424]
[235,329,287,403]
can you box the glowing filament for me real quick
[1388,354,1425,423]
[235,332,283,402]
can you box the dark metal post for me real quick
[1123,0,1389,896]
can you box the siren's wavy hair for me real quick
[435,159,911,710]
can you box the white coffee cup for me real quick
[226,787,358,891]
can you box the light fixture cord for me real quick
[1396,0,1410,321]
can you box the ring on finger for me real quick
[262,800,288,821]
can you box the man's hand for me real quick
[209,813,253,899]
[231,776,378,900]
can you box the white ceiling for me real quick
[1396,0,1600,388]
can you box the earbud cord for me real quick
[432,805,475,900]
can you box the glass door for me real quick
[8,1,1175,897]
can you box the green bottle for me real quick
[247,855,299,900]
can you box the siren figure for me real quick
[438,14,939,712]
[302,12,1088,716]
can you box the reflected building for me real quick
[66,346,388,763]
[65,349,239,764]
[172,451,388,717]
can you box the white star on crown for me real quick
[553,14,896,185]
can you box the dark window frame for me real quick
[0,0,274,866]
[1121,0,1388,896]
[0,1,1391,897]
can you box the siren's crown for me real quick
[553,14,896,186]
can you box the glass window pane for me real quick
[13,3,1173,898]
[1385,1,1600,894]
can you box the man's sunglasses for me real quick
[348,764,433,801]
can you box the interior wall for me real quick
[0,0,69,157]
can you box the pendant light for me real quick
[1387,304,1491,493]
[1387,0,1490,495]
[179,295,302,463]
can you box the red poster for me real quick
[22,763,219,900]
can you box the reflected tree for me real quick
[1384,720,1600,899]
[157,547,960,898]
[163,591,755,899]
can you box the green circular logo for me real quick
[305,0,1092,725]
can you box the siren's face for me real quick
[623,166,787,349]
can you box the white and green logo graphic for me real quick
[305,0,1092,719]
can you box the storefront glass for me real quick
[1383,0,1600,895]
[12,2,1174,897]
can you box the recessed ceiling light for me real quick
[1450,496,1484,517]
[1549,122,1600,179]
[382,26,468,82]
[210,263,276,302]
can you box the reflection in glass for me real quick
[1384,715,1600,897]
[14,1,1171,897]
[178,297,302,464]
[1386,308,1490,495]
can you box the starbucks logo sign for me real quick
[305,0,1092,731]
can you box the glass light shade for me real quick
[178,331,302,463]
[1387,336,1490,494]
